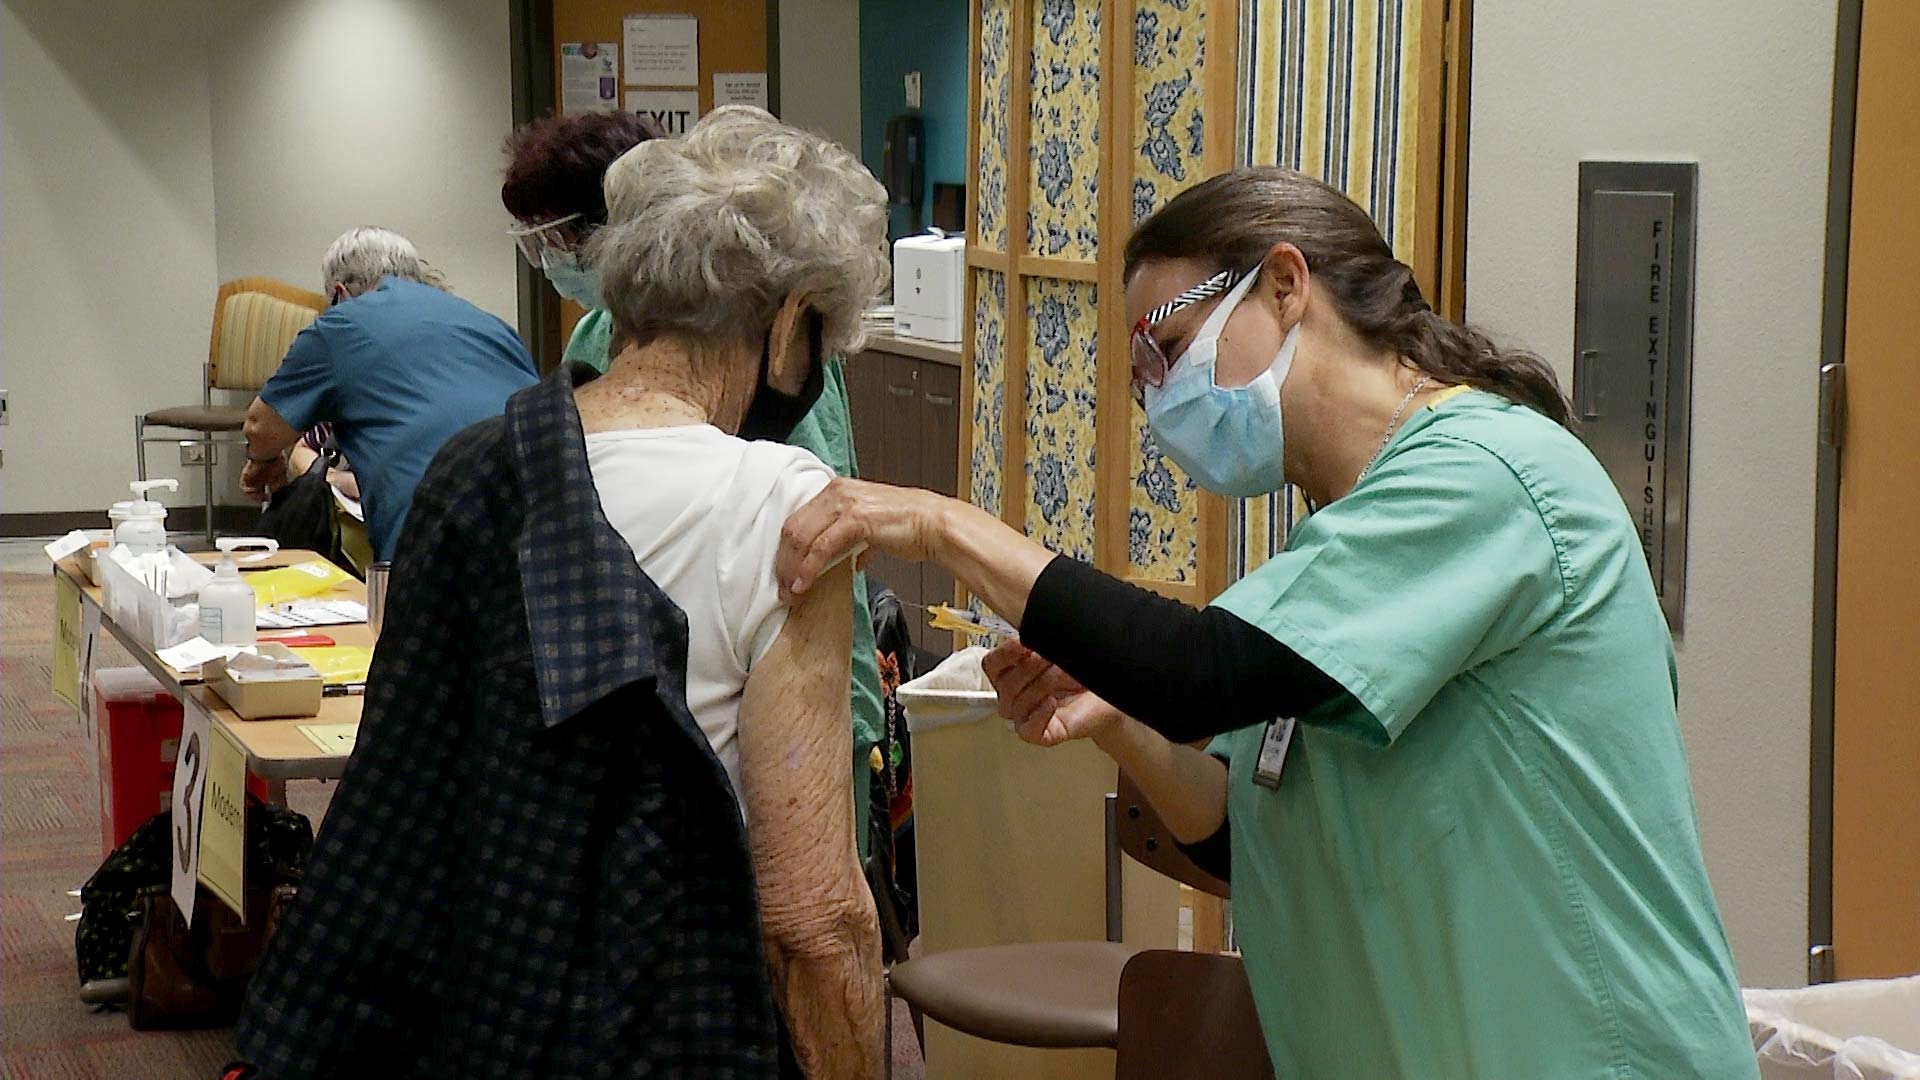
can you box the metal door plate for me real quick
[1574,161,1699,632]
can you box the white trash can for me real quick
[1746,976,1920,1080]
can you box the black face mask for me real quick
[737,312,826,443]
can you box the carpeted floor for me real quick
[2,570,239,1077]
[2,567,925,1077]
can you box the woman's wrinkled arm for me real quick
[738,560,883,1078]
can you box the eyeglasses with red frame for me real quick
[1128,264,1259,400]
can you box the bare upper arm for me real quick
[737,559,862,942]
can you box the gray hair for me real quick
[592,106,889,359]
[320,226,438,294]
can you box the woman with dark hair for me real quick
[501,110,665,368]
[502,111,889,861]
[772,168,1757,1078]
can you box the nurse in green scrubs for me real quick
[501,111,885,852]
[773,168,1758,1078]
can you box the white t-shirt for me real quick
[584,424,835,797]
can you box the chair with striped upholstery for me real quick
[136,277,327,543]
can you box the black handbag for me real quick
[75,802,313,1013]
[864,585,922,959]
[254,447,345,569]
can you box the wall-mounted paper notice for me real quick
[713,72,768,110]
[623,14,698,86]
[627,90,701,136]
[559,42,619,113]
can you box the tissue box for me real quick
[204,643,323,720]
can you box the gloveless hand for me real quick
[776,478,949,603]
[984,640,1122,748]
[240,454,290,502]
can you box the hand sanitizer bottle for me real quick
[198,537,278,645]
[114,479,179,557]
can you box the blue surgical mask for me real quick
[541,250,602,309]
[1142,269,1299,497]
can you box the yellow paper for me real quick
[290,645,374,685]
[52,574,82,708]
[248,560,353,606]
[299,722,358,757]
[197,721,248,920]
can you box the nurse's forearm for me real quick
[1092,713,1228,844]
[927,498,1057,626]
[1020,556,1347,743]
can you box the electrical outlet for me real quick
[0,389,9,426]
[905,70,922,110]
[179,442,215,467]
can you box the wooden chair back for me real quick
[208,277,327,393]
[1115,950,1274,1079]
[1116,770,1230,898]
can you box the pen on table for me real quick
[323,683,367,698]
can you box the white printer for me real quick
[892,231,965,343]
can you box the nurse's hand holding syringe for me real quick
[985,641,1228,845]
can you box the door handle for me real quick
[1818,363,1846,449]
[1574,349,1603,420]
[924,392,956,407]
[888,385,916,399]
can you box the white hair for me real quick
[592,106,890,358]
[320,226,434,294]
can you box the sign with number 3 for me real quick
[170,702,212,925]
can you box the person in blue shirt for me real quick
[241,227,538,561]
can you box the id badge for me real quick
[1251,717,1296,790]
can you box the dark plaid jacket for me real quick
[236,365,785,1077]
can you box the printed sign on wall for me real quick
[713,72,768,110]
[623,14,699,86]
[627,89,701,135]
[560,42,620,113]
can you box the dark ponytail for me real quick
[1125,168,1573,428]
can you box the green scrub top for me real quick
[1208,390,1755,1079]
[566,309,887,854]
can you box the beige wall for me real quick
[1,0,221,517]
[778,0,863,153]
[206,0,518,321]
[1,0,518,520]
[1466,0,1837,988]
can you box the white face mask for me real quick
[1142,269,1299,497]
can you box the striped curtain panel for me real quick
[1230,0,1433,577]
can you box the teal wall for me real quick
[859,0,971,240]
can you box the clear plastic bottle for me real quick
[198,537,279,645]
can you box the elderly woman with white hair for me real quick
[236,109,888,1079]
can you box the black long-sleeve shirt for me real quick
[1018,556,1349,880]
[1020,555,1344,739]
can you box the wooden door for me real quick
[844,352,887,488]
[919,361,962,654]
[876,355,927,639]
[1830,0,1920,981]
[546,0,773,346]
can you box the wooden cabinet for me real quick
[846,336,963,653]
